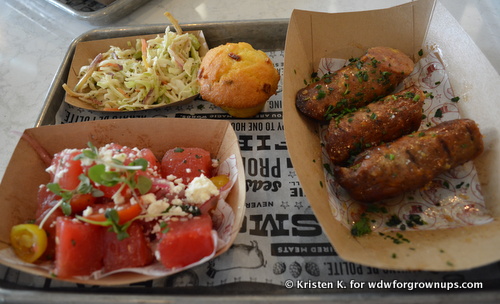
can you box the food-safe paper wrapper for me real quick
[283,0,500,271]
[65,30,209,112]
[0,118,245,285]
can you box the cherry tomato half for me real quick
[10,224,48,263]
[210,175,230,189]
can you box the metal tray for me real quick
[43,0,151,25]
[36,20,288,127]
[4,20,500,304]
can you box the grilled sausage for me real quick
[296,46,415,120]
[333,119,484,203]
[325,85,425,166]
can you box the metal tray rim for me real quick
[44,0,152,25]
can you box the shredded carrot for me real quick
[164,12,183,34]
[117,87,130,98]
[62,83,84,97]
[141,39,150,69]
[74,53,103,92]
[100,62,122,69]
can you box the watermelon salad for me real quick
[9,142,235,279]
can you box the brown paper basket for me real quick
[283,0,500,271]
[65,30,208,112]
[0,117,245,285]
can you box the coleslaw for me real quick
[63,26,203,111]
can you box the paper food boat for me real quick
[0,118,245,285]
[283,0,500,271]
[64,30,208,112]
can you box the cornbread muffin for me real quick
[197,42,280,118]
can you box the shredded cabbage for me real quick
[64,27,202,111]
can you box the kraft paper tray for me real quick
[3,19,499,304]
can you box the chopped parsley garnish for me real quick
[406,214,426,228]
[384,153,395,160]
[356,70,369,82]
[386,215,402,227]
[317,90,327,100]
[434,108,443,118]
[379,232,410,244]
[180,205,202,216]
[351,215,372,237]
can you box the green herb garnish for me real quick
[77,209,132,241]
[351,215,372,237]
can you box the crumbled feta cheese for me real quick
[141,193,157,206]
[112,189,125,205]
[171,198,183,206]
[79,152,94,166]
[152,223,161,234]
[212,159,219,168]
[82,206,94,217]
[45,165,55,175]
[146,197,169,215]
[186,168,192,173]
[185,174,219,204]
[167,206,188,216]
[172,183,186,194]
[155,250,161,261]
[54,166,68,182]
[113,152,127,163]
[100,148,114,163]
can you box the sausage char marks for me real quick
[333,119,484,203]
[296,46,415,121]
[325,85,425,166]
